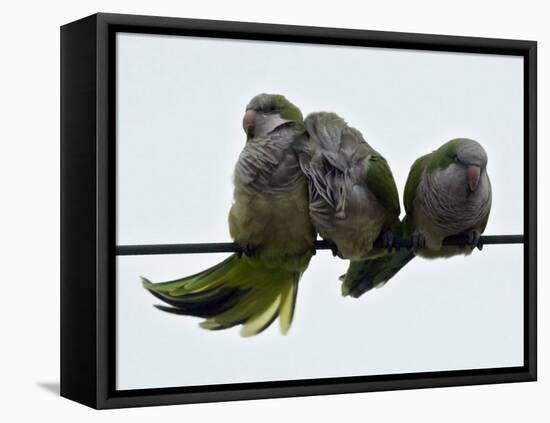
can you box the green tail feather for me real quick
[341,249,415,298]
[142,254,305,337]
[341,216,416,298]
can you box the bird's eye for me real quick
[453,155,460,163]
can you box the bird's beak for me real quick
[467,165,481,191]
[242,110,256,137]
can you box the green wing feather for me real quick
[404,141,465,214]
[365,155,401,215]
[341,249,416,298]
[403,153,430,216]
[142,253,309,337]
[341,153,430,297]
[339,154,406,298]
[340,220,415,297]
[426,138,462,172]
[342,141,487,298]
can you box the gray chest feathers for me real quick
[415,164,492,236]
[234,126,305,196]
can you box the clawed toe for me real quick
[477,239,484,251]
[466,230,482,250]
[237,243,258,257]
[411,232,426,251]
[244,244,258,256]
[324,239,341,258]
[332,247,344,259]
[381,231,395,253]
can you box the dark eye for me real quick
[453,155,460,163]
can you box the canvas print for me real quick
[115,33,523,390]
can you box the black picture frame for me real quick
[60,12,537,409]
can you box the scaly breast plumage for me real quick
[416,171,491,236]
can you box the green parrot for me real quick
[143,93,316,336]
[342,138,492,298]
[296,112,401,260]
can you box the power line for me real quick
[116,234,524,256]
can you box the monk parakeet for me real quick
[296,112,400,260]
[342,138,492,297]
[143,93,316,336]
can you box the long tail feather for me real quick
[142,254,304,336]
[146,286,247,318]
[341,249,415,298]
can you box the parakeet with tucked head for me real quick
[143,93,316,336]
[342,138,492,297]
[296,112,400,261]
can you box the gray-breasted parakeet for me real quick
[296,111,400,269]
[143,93,316,336]
[342,138,492,297]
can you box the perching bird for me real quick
[143,93,316,336]
[296,112,400,260]
[341,138,492,298]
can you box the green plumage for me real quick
[403,154,429,218]
[340,219,413,297]
[143,253,308,336]
[426,138,463,171]
[297,112,400,261]
[404,140,466,217]
[366,155,401,216]
[341,249,415,297]
[341,138,491,298]
[143,93,316,336]
[341,151,431,297]
[272,94,304,126]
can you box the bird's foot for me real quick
[325,239,343,258]
[410,231,426,252]
[465,230,483,251]
[378,230,396,253]
[237,243,258,257]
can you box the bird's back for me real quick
[297,112,390,260]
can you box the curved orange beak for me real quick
[467,165,481,191]
[242,110,256,137]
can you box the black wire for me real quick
[116,234,524,256]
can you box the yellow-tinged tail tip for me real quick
[142,254,305,336]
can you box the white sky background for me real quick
[116,33,524,390]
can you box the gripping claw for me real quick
[380,231,395,253]
[237,243,258,257]
[411,232,426,251]
[466,230,482,250]
[325,239,343,258]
